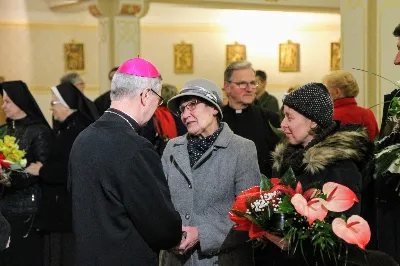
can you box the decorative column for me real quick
[89,0,149,92]
[340,0,400,124]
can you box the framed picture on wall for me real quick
[64,41,85,72]
[174,41,193,74]
[330,42,341,71]
[226,41,246,67]
[279,40,300,72]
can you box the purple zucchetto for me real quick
[283,82,333,126]
[117,57,160,78]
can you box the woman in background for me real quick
[26,82,98,266]
[322,71,379,141]
[0,81,53,266]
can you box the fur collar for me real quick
[272,127,372,175]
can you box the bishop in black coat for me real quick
[68,108,182,266]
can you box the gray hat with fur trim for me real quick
[168,78,223,118]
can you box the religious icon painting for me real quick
[226,41,246,67]
[174,41,193,74]
[279,40,300,72]
[64,40,85,72]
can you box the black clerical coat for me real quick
[68,108,182,266]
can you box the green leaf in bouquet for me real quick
[280,167,296,187]
[260,174,273,191]
[0,124,6,139]
[278,194,295,213]
[10,163,23,171]
[374,144,400,177]
[268,121,285,139]
[230,209,262,228]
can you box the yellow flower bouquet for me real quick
[0,135,27,185]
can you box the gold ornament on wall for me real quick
[279,40,300,72]
[64,40,85,72]
[226,41,246,67]
[330,42,341,71]
[174,41,193,74]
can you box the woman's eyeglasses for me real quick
[177,100,201,116]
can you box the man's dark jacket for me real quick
[68,109,182,266]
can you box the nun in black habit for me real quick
[0,80,53,266]
[26,82,99,266]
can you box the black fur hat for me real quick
[283,82,333,127]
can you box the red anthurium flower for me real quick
[332,215,371,249]
[0,153,10,169]
[230,186,261,231]
[248,223,267,239]
[291,194,328,225]
[232,186,261,212]
[295,181,303,194]
[303,188,320,201]
[270,178,281,186]
[228,211,252,231]
[322,182,359,212]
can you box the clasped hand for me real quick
[25,162,43,176]
[171,225,199,255]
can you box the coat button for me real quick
[185,213,190,220]
[188,184,192,189]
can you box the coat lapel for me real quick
[170,136,193,183]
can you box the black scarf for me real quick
[187,123,224,167]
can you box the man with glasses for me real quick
[68,57,182,266]
[223,60,280,178]
[222,61,282,266]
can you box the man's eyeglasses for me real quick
[177,100,201,116]
[150,89,164,106]
[229,81,258,89]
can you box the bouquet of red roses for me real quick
[229,168,371,264]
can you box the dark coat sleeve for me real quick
[10,126,53,189]
[39,122,85,185]
[115,144,182,251]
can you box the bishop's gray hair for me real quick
[110,72,162,100]
[224,60,255,82]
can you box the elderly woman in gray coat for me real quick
[161,78,260,266]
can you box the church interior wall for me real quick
[0,1,341,124]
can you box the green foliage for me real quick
[260,174,273,191]
[388,97,400,116]
[375,144,400,177]
[269,121,285,139]
[278,194,295,214]
[0,125,6,139]
[231,209,263,228]
[280,167,296,187]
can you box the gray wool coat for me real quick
[160,123,260,266]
